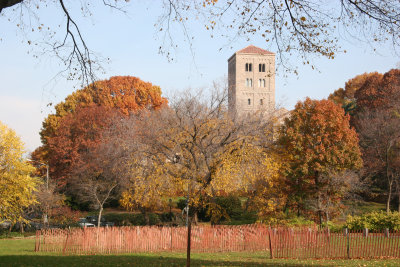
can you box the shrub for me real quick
[215,196,242,220]
[346,211,400,231]
[103,213,161,226]
[321,221,345,232]
[263,215,315,227]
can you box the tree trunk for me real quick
[386,180,393,214]
[97,206,103,227]
[396,180,400,213]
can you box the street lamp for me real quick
[27,159,50,225]
[172,153,192,267]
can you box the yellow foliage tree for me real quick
[0,121,39,224]
[119,85,283,221]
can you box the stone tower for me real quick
[228,45,275,116]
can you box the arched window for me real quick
[245,63,249,72]
[259,63,266,72]
[249,63,252,72]
[258,79,261,87]
[262,79,266,87]
[249,78,252,87]
[248,99,251,105]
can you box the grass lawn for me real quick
[1,238,400,266]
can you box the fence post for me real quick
[63,230,70,255]
[170,226,173,251]
[385,228,390,238]
[344,228,350,259]
[268,228,273,259]
[363,228,368,237]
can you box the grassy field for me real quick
[1,238,400,266]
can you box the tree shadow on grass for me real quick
[0,254,328,267]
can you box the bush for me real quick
[263,215,315,227]
[346,211,400,231]
[103,213,161,226]
[321,221,345,232]
[215,196,243,220]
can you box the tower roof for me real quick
[236,45,274,55]
[228,45,274,61]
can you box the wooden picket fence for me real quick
[35,225,400,259]
[269,228,400,259]
[35,224,268,255]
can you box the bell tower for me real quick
[228,45,275,116]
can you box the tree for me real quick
[70,138,127,227]
[34,181,79,226]
[118,83,279,266]
[357,109,400,213]
[40,76,167,147]
[34,76,167,187]
[351,69,400,212]
[278,98,362,223]
[1,1,399,81]
[0,121,39,224]
[46,105,121,188]
[354,69,400,112]
[328,72,382,115]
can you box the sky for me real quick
[0,1,398,153]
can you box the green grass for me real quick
[1,238,400,266]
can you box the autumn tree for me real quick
[354,69,400,112]
[120,84,276,213]
[70,136,128,227]
[357,110,400,213]
[353,69,400,212]
[45,106,121,189]
[40,76,167,147]
[278,98,362,223]
[34,76,167,188]
[0,121,39,224]
[34,182,67,226]
[328,72,382,115]
[118,84,281,265]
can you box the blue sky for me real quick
[0,1,398,152]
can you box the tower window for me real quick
[248,99,251,105]
[259,63,265,72]
[246,78,253,87]
[258,79,261,87]
[246,63,252,72]
[262,79,266,87]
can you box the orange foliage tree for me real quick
[278,98,362,223]
[354,69,400,112]
[353,69,400,212]
[328,72,382,115]
[33,76,167,189]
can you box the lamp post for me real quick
[173,153,192,267]
[28,159,50,225]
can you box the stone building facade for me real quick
[228,45,275,116]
